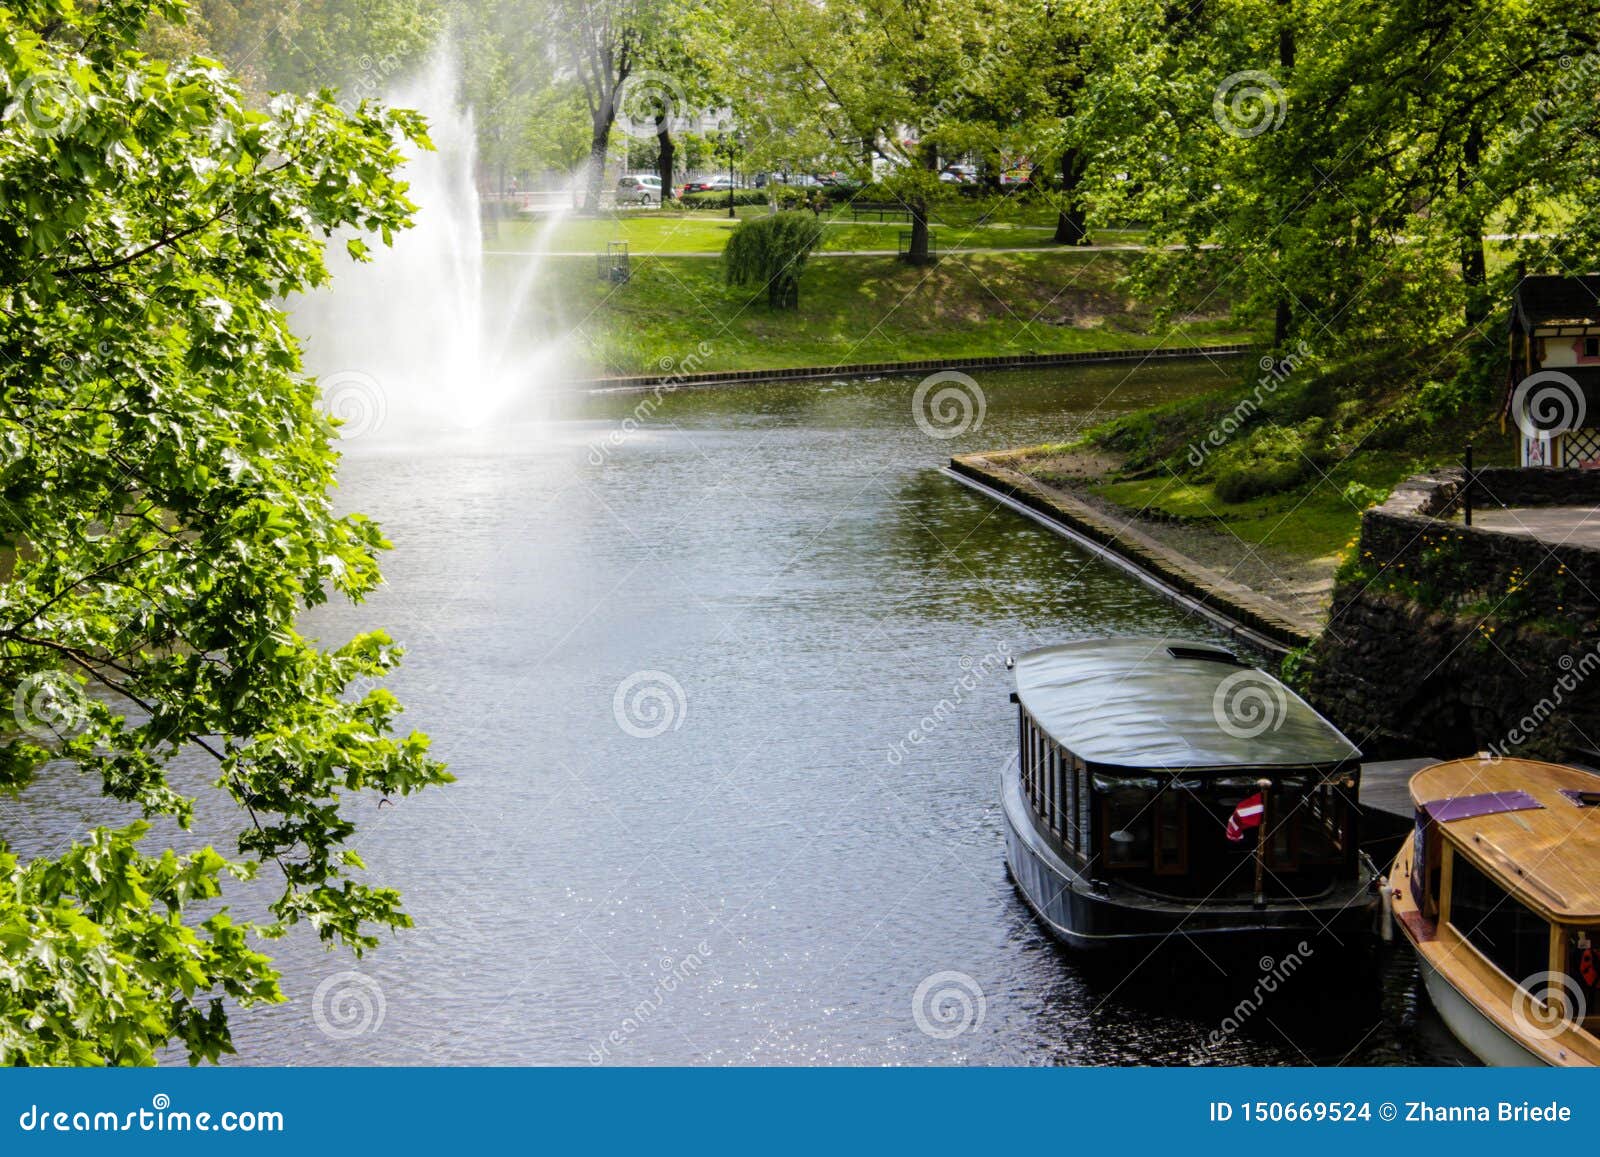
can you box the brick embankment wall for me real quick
[566,344,1251,393]
[1307,468,1600,760]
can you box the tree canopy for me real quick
[0,0,449,1064]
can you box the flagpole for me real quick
[1253,777,1271,909]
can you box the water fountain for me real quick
[291,48,568,443]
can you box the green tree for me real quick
[719,0,987,263]
[543,0,662,211]
[175,0,445,99]
[724,211,824,308]
[1080,0,1600,351]
[0,0,450,1064]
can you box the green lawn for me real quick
[1087,473,1378,564]
[502,249,1249,376]
[486,209,1148,256]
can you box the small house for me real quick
[1505,275,1600,467]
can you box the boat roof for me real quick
[1411,757,1600,923]
[1012,638,1361,771]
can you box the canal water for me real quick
[4,360,1464,1065]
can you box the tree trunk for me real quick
[1053,147,1089,245]
[656,121,675,201]
[907,198,931,264]
[582,104,614,214]
[1274,299,1292,349]
[904,140,937,265]
[1459,123,1487,327]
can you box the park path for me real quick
[482,243,1154,258]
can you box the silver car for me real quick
[616,174,663,206]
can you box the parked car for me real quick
[615,174,663,205]
[682,176,736,196]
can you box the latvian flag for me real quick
[1225,793,1265,842]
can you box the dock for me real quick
[1359,757,1437,862]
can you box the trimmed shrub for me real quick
[680,188,811,210]
[723,211,825,309]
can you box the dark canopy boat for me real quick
[1003,638,1377,952]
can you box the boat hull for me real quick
[1002,772,1374,953]
[1415,953,1547,1067]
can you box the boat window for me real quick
[1265,785,1297,868]
[1411,815,1443,918]
[1299,781,1348,863]
[1153,785,1187,875]
[1073,755,1091,853]
[1101,786,1153,869]
[1043,745,1056,838]
[1030,713,1043,816]
[1058,746,1074,848]
[1568,930,1600,1026]
[1448,854,1550,984]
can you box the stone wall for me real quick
[1307,469,1600,761]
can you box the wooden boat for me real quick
[1388,756,1600,1066]
[1003,638,1376,952]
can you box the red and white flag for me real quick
[1225,792,1265,842]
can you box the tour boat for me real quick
[1388,756,1600,1066]
[1003,638,1376,952]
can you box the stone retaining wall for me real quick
[1352,467,1600,628]
[1307,468,1600,761]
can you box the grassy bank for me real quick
[507,249,1250,376]
[998,341,1511,569]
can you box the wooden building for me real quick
[1506,275,1600,467]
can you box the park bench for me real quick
[848,200,912,222]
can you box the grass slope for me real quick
[1009,340,1512,565]
[510,249,1249,376]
